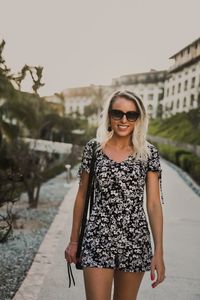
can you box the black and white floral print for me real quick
[78,138,163,272]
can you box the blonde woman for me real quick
[65,90,165,300]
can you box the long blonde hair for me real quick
[96,90,150,160]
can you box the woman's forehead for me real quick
[111,96,137,110]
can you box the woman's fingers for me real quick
[64,244,78,264]
[150,256,165,288]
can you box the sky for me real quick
[0,0,200,96]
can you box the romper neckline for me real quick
[100,148,135,164]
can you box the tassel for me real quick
[67,262,75,287]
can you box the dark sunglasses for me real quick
[109,109,140,122]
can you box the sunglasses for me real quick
[109,109,140,122]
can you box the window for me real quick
[190,94,195,107]
[184,80,188,91]
[172,86,175,95]
[166,88,169,97]
[177,99,180,109]
[171,101,174,110]
[148,94,154,101]
[178,83,181,93]
[148,104,153,111]
[183,98,187,107]
[158,93,163,101]
[187,47,190,54]
[191,77,195,88]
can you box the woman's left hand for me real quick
[150,252,165,288]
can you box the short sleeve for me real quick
[147,144,164,204]
[78,139,96,177]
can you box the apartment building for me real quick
[163,37,200,117]
[44,94,65,117]
[62,85,113,125]
[112,70,167,119]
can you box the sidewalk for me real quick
[13,160,200,300]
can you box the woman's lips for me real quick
[117,124,129,130]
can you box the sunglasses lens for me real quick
[126,111,139,121]
[110,110,123,120]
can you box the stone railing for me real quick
[147,135,200,158]
[21,138,73,154]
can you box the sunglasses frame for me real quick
[109,109,140,122]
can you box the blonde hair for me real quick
[96,90,150,160]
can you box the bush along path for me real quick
[157,143,200,186]
[0,170,76,300]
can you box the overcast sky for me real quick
[0,0,200,96]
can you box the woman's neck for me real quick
[108,134,133,149]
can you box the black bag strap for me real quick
[68,141,97,287]
[76,141,97,263]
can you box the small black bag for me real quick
[67,141,96,287]
[76,141,96,269]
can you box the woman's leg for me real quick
[113,270,145,300]
[83,267,114,300]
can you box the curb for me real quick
[12,181,78,300]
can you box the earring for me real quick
[108,125,112,132]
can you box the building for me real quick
[112,70,167,118]
[62,84,113,125]
[163,37,200,117]
[44,93,65,116]
[62,86,94,116]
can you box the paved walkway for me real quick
[13,160,200,300]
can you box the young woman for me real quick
[65,90,165,300]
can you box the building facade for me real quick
[163,37,200,118]
[62,85,113,125]
[44,93,65,116]
[112,70,167,119]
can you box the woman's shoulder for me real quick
[146,142,160,157]
[84,138,98,148]
[83,138,99,154]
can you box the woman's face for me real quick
[109,96,139,138]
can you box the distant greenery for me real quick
[148,110,200,185]
[155,144,200,185]
[148,108,200,145]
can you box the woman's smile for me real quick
[117,124,129,130]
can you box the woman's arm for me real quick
[146,171,165,288]
[65,171,89,263]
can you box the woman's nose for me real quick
[121,114,127,122]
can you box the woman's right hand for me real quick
[64,242,78,264]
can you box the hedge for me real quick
[155,143,200,185]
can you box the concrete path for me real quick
[13,160,200,300]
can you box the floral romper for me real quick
[78,138,163,272]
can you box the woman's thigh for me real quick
[113,270,145,300]
[83,267,114,300]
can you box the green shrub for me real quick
[148,108,200,145]
[157,144,200,185]
[157,144,189,165]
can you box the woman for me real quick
[65,90,165,300]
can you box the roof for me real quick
[169,37,200,59]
